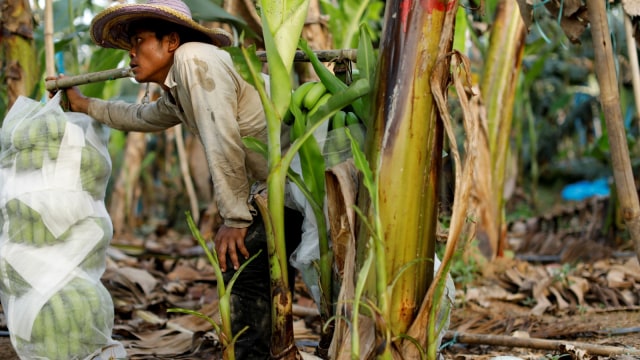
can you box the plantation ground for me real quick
[1,196,639,359]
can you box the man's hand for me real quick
[214,225,249,272]
[45,75,90,113]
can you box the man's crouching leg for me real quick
[222,207,303,360]
[222,213,271,360]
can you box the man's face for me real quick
[128,29,177,85]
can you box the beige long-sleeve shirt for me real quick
[88,42,274,228]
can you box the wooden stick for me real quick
[44,49,357,91]
[442,331,640,356]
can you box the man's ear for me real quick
[167,32,180,52]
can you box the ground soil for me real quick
[1,196,639,359]
[443,302,640,359]
[1,294,637,359]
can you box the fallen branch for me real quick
[442,331,640,356]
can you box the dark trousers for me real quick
[221,206,303,360]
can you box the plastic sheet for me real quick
[0,94,126,360]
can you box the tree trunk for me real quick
[586,0,640,261]
[0,0,38,117]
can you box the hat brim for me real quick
[90,4,232,50]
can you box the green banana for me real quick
[19,201,33,245]
[326,111,348,167]
[8,218,22,243]
[299,40,368,120]
[28,117,48,148]
[6,198,19,216]
[44,226,56,245]
[48,142,60,161]
[291,81,317,109]
[0,260,30,297]
[7,198,22,243]
[345,112,360,126]
[67,308,82,356]
[32,215,46,247]
[16,150,31,171]
[44,291,72,360]
[80,146,92,169]
[331,110,347,131]
[302,81,327,110]
[46,114,66,141]
[31,148,44,169]
[95,216,113,241]
[80,242,107,271]
[47,291,70,333]
[31,307,46,341]
[12,124,31,150]
[93,149,111,179]
[62,280,90,329]
[46,115,64,161]
[307,92,332,118]
[41,307,58,359]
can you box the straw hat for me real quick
[90,0,232,50]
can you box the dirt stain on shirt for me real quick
[194,58,216,91]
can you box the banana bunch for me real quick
[78,217,112,272]
[79,144,111,199]
[16,276,114,360]
[288,81,365,165]
[0,259,31,298]
[5,198,57,247]
[325,109,363,167]
[3,113,67,171]
[1,112,110,199]
[4,197,111,251]
[0,96,121,359]
[290,81,332,122]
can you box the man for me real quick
[53,1,307,358]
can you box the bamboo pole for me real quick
[45,68,135,91]
[44,49,358,91]
[442,331,640,356]
[44,0,56,78]
[586,0,640,262]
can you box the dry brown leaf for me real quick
[125,329,195,356]
[167,264,205,282]
[466,285,526,308]
[549,286,570,310]
[607,268,631,288]
[167,301,220,333]
[116,266,159,296]
[567,275,589,306]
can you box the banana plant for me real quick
[226,0,370,358]
[476,0,527,259]
[328,0,460,358]
[1,0,39,117]
[319,0,384,49]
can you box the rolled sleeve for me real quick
[88,97,181,132]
